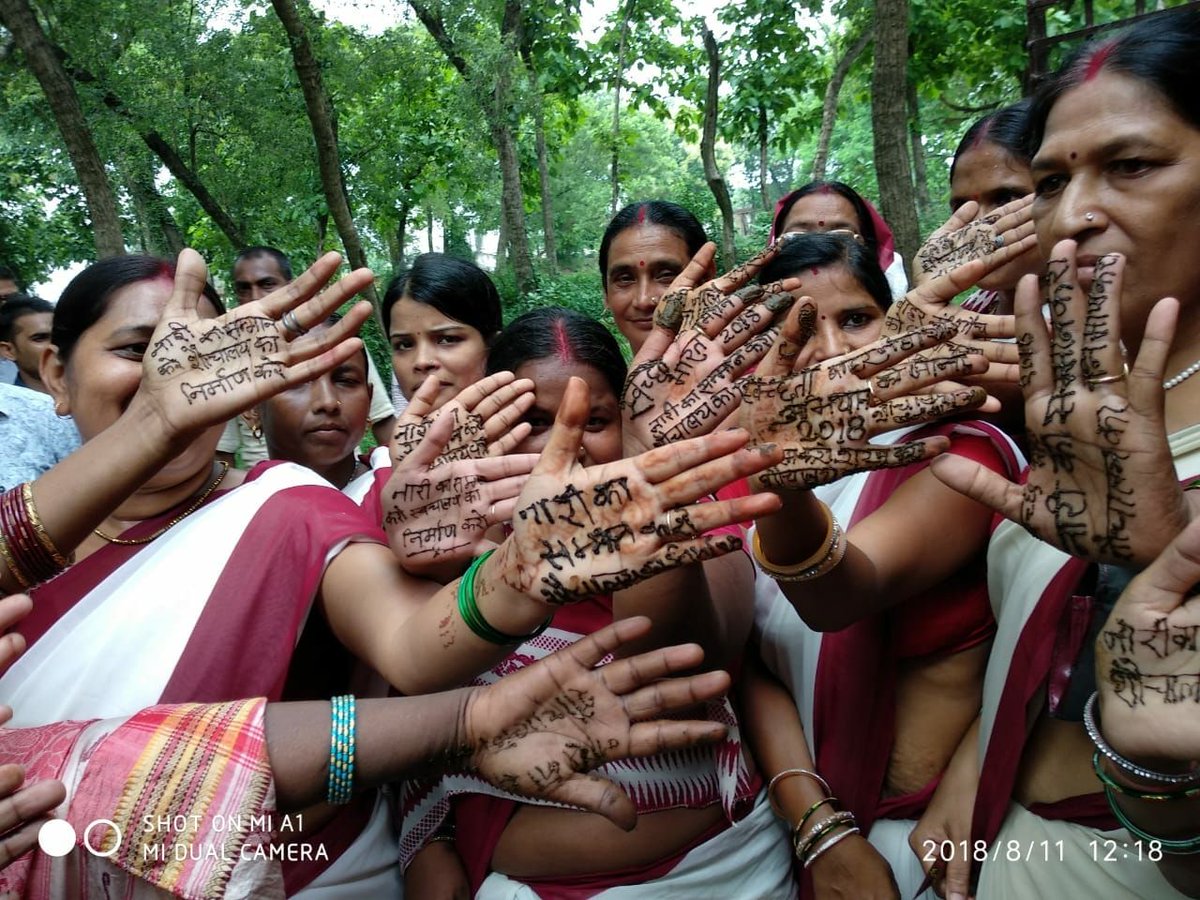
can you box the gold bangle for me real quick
[755,522,846,583]
[21,483,71,568]
[0,533,32,589]
[753,501,834,575]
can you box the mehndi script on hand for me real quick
[390,372,535,466]
[484,377,782,606]
[144,249,374,434]
[930,243,1190,567]
[741,307,989,490]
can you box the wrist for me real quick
[473,545,552,636]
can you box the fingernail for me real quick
[765,292,796,313]
[757,443,778,454]
[949,893,965,900]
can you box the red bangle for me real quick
[0,485,68,587]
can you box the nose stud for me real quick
[1085,212,1096,222]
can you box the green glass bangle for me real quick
[327,695,356,805]
[1094,752,1200,801]
[796,796,838,836]
[1106,787,1200,854]
[457,550,551,645]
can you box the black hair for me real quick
[52,256,225,362]
[771,181,880,258]
[759,233,892,312]
[1028,8,1200,154]
[950,98,1034,183]
[382,253,502,341]
[233,246,293,282]
[598,201,708,288]
[0,265,19,290]
[0,294,54,343]
[486,307,627,399]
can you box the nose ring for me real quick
[1085,212,1096,222]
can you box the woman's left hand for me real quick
[909,763,978,900]
[487,377,782,606]
[912,195,1036,288]
[390,372,535,465]
[810,833,900,900]
[930,243,1190,567]
[740,301,991,490]
[383,408,537,577]
[463,616,731,830]
[139,249,374,441]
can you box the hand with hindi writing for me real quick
[739,301,992,490]
[653,237,802,336]
[463,616,730,829]
[383,408,538,580]
[622,283,795,455]
[482,377,782,607]
[390,372,535,466]
[912,194,1036,288]
[930,243,1191,567]
[1095,514,1200,762]
[139,249,374,441]
[885,232,1036,384]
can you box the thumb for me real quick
[535,377,588,474]
[944,852,971,900]
[549,773,638,831]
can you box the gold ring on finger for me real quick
[928,864,942,881]
[1087,362,1129,386]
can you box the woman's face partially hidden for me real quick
[603,224,693,352]
[512,358,622,467]
[1031,71,1200,341]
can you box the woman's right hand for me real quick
[810,833,900,900]
[485,376,782,606]
[390,372,535,465]
[912,195,1035,288]
[740,301,991,491]
[0,706,67,872]
[139,249,374,444]
[1095,513,1200,762]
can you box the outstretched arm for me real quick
[1,250,373,595]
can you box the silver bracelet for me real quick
[803,825,860,868]
[1083,692,1200,787]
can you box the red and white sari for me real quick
[2,461,395,897]
[400,593,795,899]
[971,423,1200,898]
[755,420,1023,899]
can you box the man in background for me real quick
[217,247,396,466]
[0,295,54,394]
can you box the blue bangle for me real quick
[327,695,356,805]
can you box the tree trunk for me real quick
[701,29,736,271]
[61,53,246,247]
[271,0,377,303]
[0,0,125,257]
[870,0,920,272]
[907,80,930,212]
[409,0,534,295]
[316,212,328,260]
[119,152,184,256]
[391,201,409,272]
[532,93,557,274]
[609,0,633,216]
[812,29,871,181]
[757,101,770,211]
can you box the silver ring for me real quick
[281,310,308,336]
[489,503,496,521]
[993,234,1005,249]
[1085,212,1096,223]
